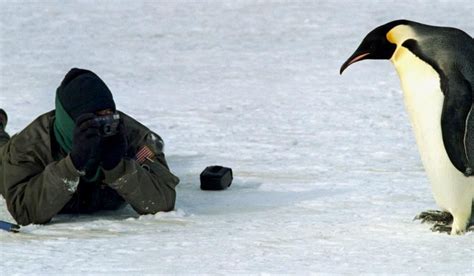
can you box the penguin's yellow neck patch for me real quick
[386,25,416,45]
[387,25,417,62]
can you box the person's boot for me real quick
[0,109,7,132]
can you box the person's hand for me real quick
[101,119,128,170]
[70,113,101,171]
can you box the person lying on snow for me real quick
[0,68,179,226]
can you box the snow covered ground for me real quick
[1,0,473,274]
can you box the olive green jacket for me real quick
[0,111,179,225]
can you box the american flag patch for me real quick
[135,145,155,164]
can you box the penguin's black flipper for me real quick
[440,77,473,176]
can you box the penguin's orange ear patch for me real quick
[386,31,396,44]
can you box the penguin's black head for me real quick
[340,20,411,74]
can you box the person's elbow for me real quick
[157,187,176,212]
[7,198,51,226]
[135,186,176,215]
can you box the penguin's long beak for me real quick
[340,52,371,74]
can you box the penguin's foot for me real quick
[430,223,474,235]
[418,210,473,235]
[414,210,453,225]
[430,223,452,234]
[450,210,472,235]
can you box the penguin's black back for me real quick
[404,22,474,96]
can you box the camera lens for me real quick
[103,124,112,135]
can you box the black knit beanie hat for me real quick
[57,68,116,120]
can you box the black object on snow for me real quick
[200,166,233,190]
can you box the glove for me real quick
[70,113,101,171]
[100,119,128,170]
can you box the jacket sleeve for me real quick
[3,142,83,225]
[102,133,180,214]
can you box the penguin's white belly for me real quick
[391,47,474,213]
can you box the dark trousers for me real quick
[60,182,126,214]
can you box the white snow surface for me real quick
[1,0,473,274]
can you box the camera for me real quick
[94,113,120,137]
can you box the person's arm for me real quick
[3,149,82,226]
[3,113,102,226]
[102,132,180,214]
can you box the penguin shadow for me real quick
[176,177,338,216]
[167,154,343,216]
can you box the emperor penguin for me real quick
[340,20,474,235]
